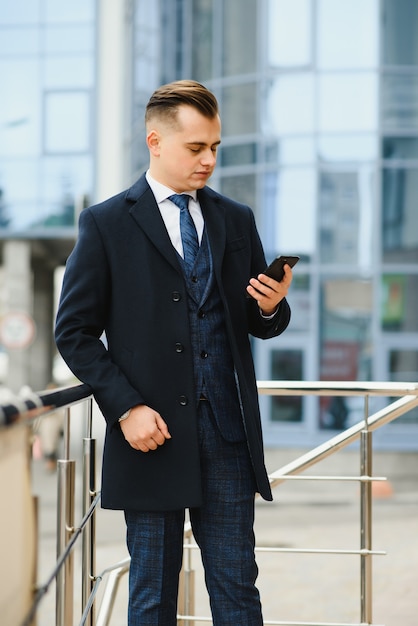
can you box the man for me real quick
[55,80,293,625]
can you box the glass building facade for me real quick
[0,1,417,447]
[0,0,95,236]
[130,0,418,447]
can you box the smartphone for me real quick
[246,255,300,298]
[263,255,300,282]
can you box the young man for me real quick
[55,80,293,625]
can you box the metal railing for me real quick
[174,381,418,626]
[2,380,418,626]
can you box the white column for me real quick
[1,241,33,392]
[96,0,129,201]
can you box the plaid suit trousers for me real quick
[124,400,263,625]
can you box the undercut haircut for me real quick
[145,80,219,127]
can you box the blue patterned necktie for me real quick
[169,194,199,270]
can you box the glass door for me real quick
[383,340,418,425]
[255,334,317,446]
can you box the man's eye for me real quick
[190,147,200,153]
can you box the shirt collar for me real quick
[146,170,197,204]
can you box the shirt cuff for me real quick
[118,409,131,422]
[259,306,278,319]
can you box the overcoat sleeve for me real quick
[55,206,144,423]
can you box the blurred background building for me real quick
[0,0,417,449]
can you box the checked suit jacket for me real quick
[55,173,291,511]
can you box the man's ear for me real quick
[147,129,160,156]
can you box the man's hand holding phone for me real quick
[246,255,299,315]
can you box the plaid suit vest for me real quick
[180,230,246,442]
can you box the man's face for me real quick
[147,104,221,193]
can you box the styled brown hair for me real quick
[145,80,219,127]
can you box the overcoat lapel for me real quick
[198,189,227,282]
[127,182,183,274]
[199,190,235,328]
[125,175,228,278]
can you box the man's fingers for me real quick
[155,414,171,439]
[121,406,171,451]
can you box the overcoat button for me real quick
[175,342,184,353]
[179,395,188,406]
[198,309,205,318]
[172,291,181,302]
[191,276,198,283]
[200,350,208,359]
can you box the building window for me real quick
[317,0,379,69]
[319,277,373,380]
[270,349,303,422]
[263,168,315,260]
[222,0,257,76]
[319,169,374,266]
[267,0,312,68]
[221,82,257,136]
[381,274,418,332]
[382,0,418,66]
[318,73,378,133]
[219,143,257,167]
[264,74,315,135]
[44,91,90,154]
[382,137,418,160]
[220,174,256,210]
[191,0,213,80]
[382,168,418,261]
[381,73,418,131]
[388,349,418,423]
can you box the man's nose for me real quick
[201,149,217,166]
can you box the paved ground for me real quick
[31,446,418,626]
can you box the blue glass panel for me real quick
[318,73,378,133]
[382,73,418,131]
[0,27,40,55]
[43,0,95,22]
[44,91,90,153]
[0,0,40,24]
[382,168,418,261]
[0,59,41,157]
[263,74,315,135]
[267,0,312,67]
[317,0,379,69]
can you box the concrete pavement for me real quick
[31,447,418,625]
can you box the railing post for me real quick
[56,458,75,626]
[95,559,131,626]
[360,394,373,624]
[82,399,96,626]
[56,406,76,626]
[178,528,195,626]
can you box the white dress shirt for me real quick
[146,170,204,259]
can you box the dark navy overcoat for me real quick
[55,175,291,511]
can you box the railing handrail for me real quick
[0,383,92,428]
[257,380,418,396]
[2,379,417,425]
[2,380,417,625]
[2,379,417,430]
[269,396,418,489]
